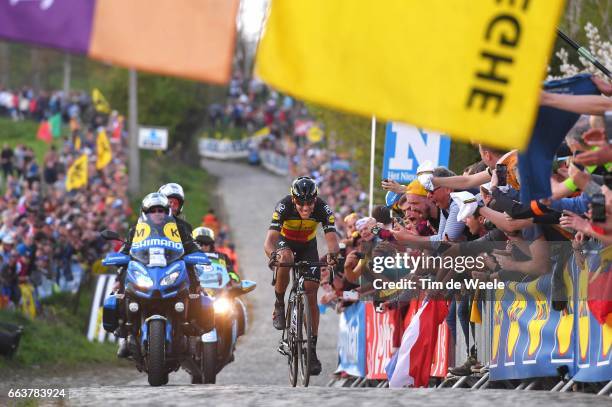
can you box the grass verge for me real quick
[0,118,215,370]
[0,116,57,164]
[130,149,215,226]
[0,283,116,369]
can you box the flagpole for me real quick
[62,53,71,97]
[556,28,611,79]
[128,69,140,197]
[0,42,9,87]
[368,116,376,217]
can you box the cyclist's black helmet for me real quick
[290,176,318,201]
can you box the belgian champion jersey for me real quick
[269,195,336,243]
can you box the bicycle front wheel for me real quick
[297,294,312,387]
[286,296,298,387]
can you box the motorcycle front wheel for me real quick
[147,319,168,386]
[202,341,217,384]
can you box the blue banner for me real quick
[490,249,612,382]
[382,122,450,184]
[336,301,366,377]
[572,249,612,382]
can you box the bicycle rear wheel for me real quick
[286,296,298,387]
[297,294,312,387]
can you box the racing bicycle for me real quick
[274,260,330,387]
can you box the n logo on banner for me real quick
[382,123,450,184]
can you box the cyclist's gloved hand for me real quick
[268,252,279,269]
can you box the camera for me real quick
[392,216,405,227]
[591,193,606,223]
[605,173,612,189]
[496,163,507,187]
[339,242,347,257]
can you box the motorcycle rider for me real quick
[264,176,339,376]
[116,192,201,292]
[192,226,241,285]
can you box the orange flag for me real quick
[89,0,239,83]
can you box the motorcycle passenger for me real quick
[158,183,194,235]
[264,176,340,376]
[192,226,241,286]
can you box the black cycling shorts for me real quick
[275,237,321,283]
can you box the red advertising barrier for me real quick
[365,302,400,379]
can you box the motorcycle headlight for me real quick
[214,297,232,315]
[160,271,180,286]
[135,272,153,289]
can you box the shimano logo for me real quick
[132,238,183,251]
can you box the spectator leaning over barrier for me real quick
[392,167,466,251]
[397,179,438,236]
[343,217,378,284]
[411,145,519,193]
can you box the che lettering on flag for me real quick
[256,0,565,150]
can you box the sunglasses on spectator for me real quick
[146,207,167,214]
[294,198,315,207]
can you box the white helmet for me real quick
[141,192,170,215]
[192,226,215,240]
[158,183,185,214]
[192,227,215,248]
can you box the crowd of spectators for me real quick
[0,86,92,123]
[207,74,306,136]
[243,74,612,380]
[0,88,130,313]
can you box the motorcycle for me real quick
[100,214,214,386]
[195,251,256,384]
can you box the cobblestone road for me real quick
[12,160,607,406]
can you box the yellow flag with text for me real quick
[66,154,88,191]
[256,0,565,150]
[96,130,112,170]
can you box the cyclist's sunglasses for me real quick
[294,198,315,207]
[146,207,167,214]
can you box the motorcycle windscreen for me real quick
[129,214,184,267]
[196,254,230,289]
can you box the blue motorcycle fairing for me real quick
[184,252,211,266]
[102,252,131,267]
[126,260,188,299]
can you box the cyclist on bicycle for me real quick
[264,176,339,376]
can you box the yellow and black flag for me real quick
[256,0,565,150]
[96,130,112,170]
[66,154,89,191]
[92,88,111,114]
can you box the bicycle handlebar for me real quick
[277,261,329,268]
